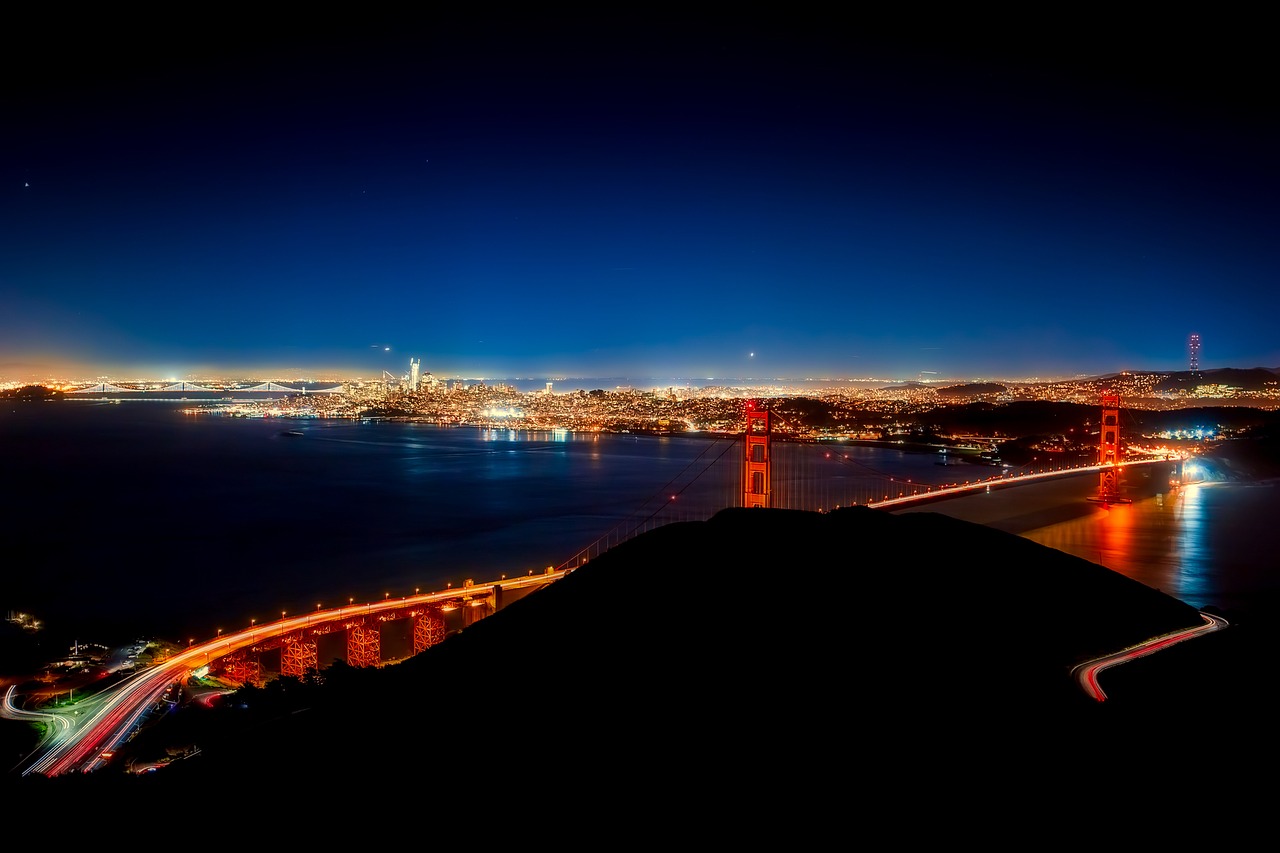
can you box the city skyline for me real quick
[4,14,1277,383]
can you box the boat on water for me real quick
[281,430,304,437]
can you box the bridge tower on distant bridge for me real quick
[743,400,771,508]
[1093,391,1129,504]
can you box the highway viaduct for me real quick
[21,568,569,777]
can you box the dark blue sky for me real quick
[3,13,1276,384]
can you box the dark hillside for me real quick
[924,400,1096,435]
[936,382,1007,397]
[1125,406,1280,435]
[1154,367,1280,392]
[32,504,1258,798]
[921,400,1279,439]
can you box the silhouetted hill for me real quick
[20,502,1279,807]
[936,382,1007,397]
[1153,367,1280,392]
[923,399,1280,440]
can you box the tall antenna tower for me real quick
[1189,333,1201,374]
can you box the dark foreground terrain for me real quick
[8,498,1280,810]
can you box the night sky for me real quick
[3,13,1276,384]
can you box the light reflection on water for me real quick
[1021,480,1280,615]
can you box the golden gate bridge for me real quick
[552,394,1160,568]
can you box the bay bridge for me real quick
[14,391,1181,777]
[66,381,345,401]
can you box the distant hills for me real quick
[1149,367,1280,392]
[932,367,1280,397]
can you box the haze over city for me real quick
[3,12,1276,384]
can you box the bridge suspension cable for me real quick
[558,435,740,568]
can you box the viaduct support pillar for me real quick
[347,621,382,668]
[280,634,319,678]
[413,607,448,654]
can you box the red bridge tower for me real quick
[1092,391,1130,504]
[743,401,771,508]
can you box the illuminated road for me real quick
[1070,611,1230,701]
[3,685,74,772]
[18,569,569,778]
[869,456,1171,510]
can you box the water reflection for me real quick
[1171,481,1213,606]
[1021,481,1278,613]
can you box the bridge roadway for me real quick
[881,456,1180,534]
[18,457,1176,779]
[19,569,568,778]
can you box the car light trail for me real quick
[1070,611,1228,702]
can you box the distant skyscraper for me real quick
[1189,334,1201,374]
[409,358,421,391]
